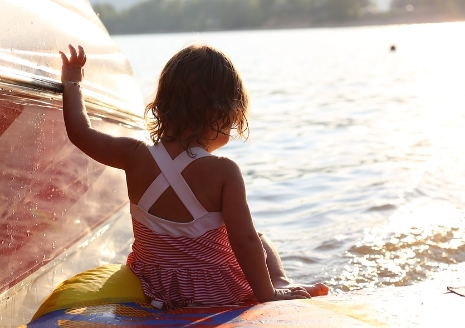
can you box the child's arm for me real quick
[59,44,139,170]
[221,159,309,302]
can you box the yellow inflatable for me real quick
[32,264,149,320]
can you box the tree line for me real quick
[93,0,465,35]
[391,0,465,13]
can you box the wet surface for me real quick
[0,86,142,294]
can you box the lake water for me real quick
[113,22,465,292]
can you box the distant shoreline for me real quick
[326,12,465,28]
[108,12,465,36]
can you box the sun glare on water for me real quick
[326,22,465,292]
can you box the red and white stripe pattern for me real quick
[127,218,254,310]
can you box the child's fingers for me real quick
[77,45,86,65]
[274,288,311,300]
[288,286,311,297]
[291,295,311,299]
[61,44,86,68]
[292,290,311,298]
[59,51,68,62]
[68,44,78,63]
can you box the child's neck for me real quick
[161,139,208,158]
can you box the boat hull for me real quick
[0,86,136,292]
[0,84,143,327]
[0,1,145,327]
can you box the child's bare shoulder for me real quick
[209,155,238,166]
[125,140,158,171]
[208,155,242,179]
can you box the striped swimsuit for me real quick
[126,143,254,310]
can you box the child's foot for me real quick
[303,283,329,297]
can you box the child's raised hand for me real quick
[59,44,86,85]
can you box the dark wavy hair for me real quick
[145,44,249,153]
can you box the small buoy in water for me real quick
[390,45,396,52]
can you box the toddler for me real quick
[59,44,328,310]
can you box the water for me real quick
[113,22,465,292]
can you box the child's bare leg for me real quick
[258,232,291,287]
[258,232,329,297]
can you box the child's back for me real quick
[126,142,254,309]
[124,141,232,222]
